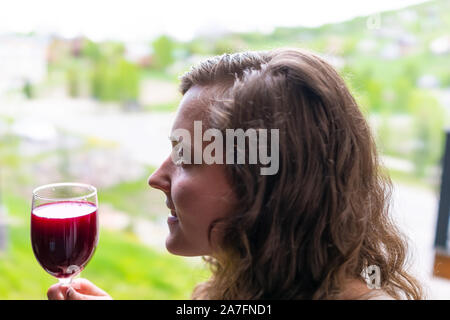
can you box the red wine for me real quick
[31,201,98,279]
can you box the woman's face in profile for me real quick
[148,86,237,257]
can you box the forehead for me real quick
[171,85,212,133]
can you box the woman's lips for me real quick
[167,210,178,224]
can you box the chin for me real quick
[165,237,209,257]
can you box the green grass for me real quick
[0,193,210,300]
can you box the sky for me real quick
[0,0,430,42]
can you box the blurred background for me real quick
[0,0,449,299]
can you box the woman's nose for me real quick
[148,157,172,193]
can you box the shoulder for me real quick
[358,290,396,300]
[338,279,396,300]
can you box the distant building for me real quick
[46,37,71,64]
[124,41,152,67]
[397,33,418,56]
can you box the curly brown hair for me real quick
[179,48,423,299]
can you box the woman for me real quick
[48,48,423,300]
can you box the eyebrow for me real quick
[168,135,191,149]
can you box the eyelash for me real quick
[172,147,188,168]
[170,139,193,168]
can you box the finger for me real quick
[47,284,65,300]
[65,286,110,300]
[65,286,90,300]
[70,278,110,297]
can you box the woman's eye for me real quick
[170,138,192,168]
[172,148,189,167]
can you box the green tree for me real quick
[376,108,394,155]
[366,79,384,113]
[409,90,445,177]
[151,35,175,69]
[22,80,33,99]
[90,59,140,103]
[82,40,102,62]
[116,58,140,102]
[392,77,412,114]
[66,67,80,98]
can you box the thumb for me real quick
[65,286,105,300]
[65,286,87,300]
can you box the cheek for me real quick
[172,168,236,228]
[172,177,203,218]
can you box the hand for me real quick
[47,278,112,300]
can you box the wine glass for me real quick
[31,182,99,286]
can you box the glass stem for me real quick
[58,277,73,286]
